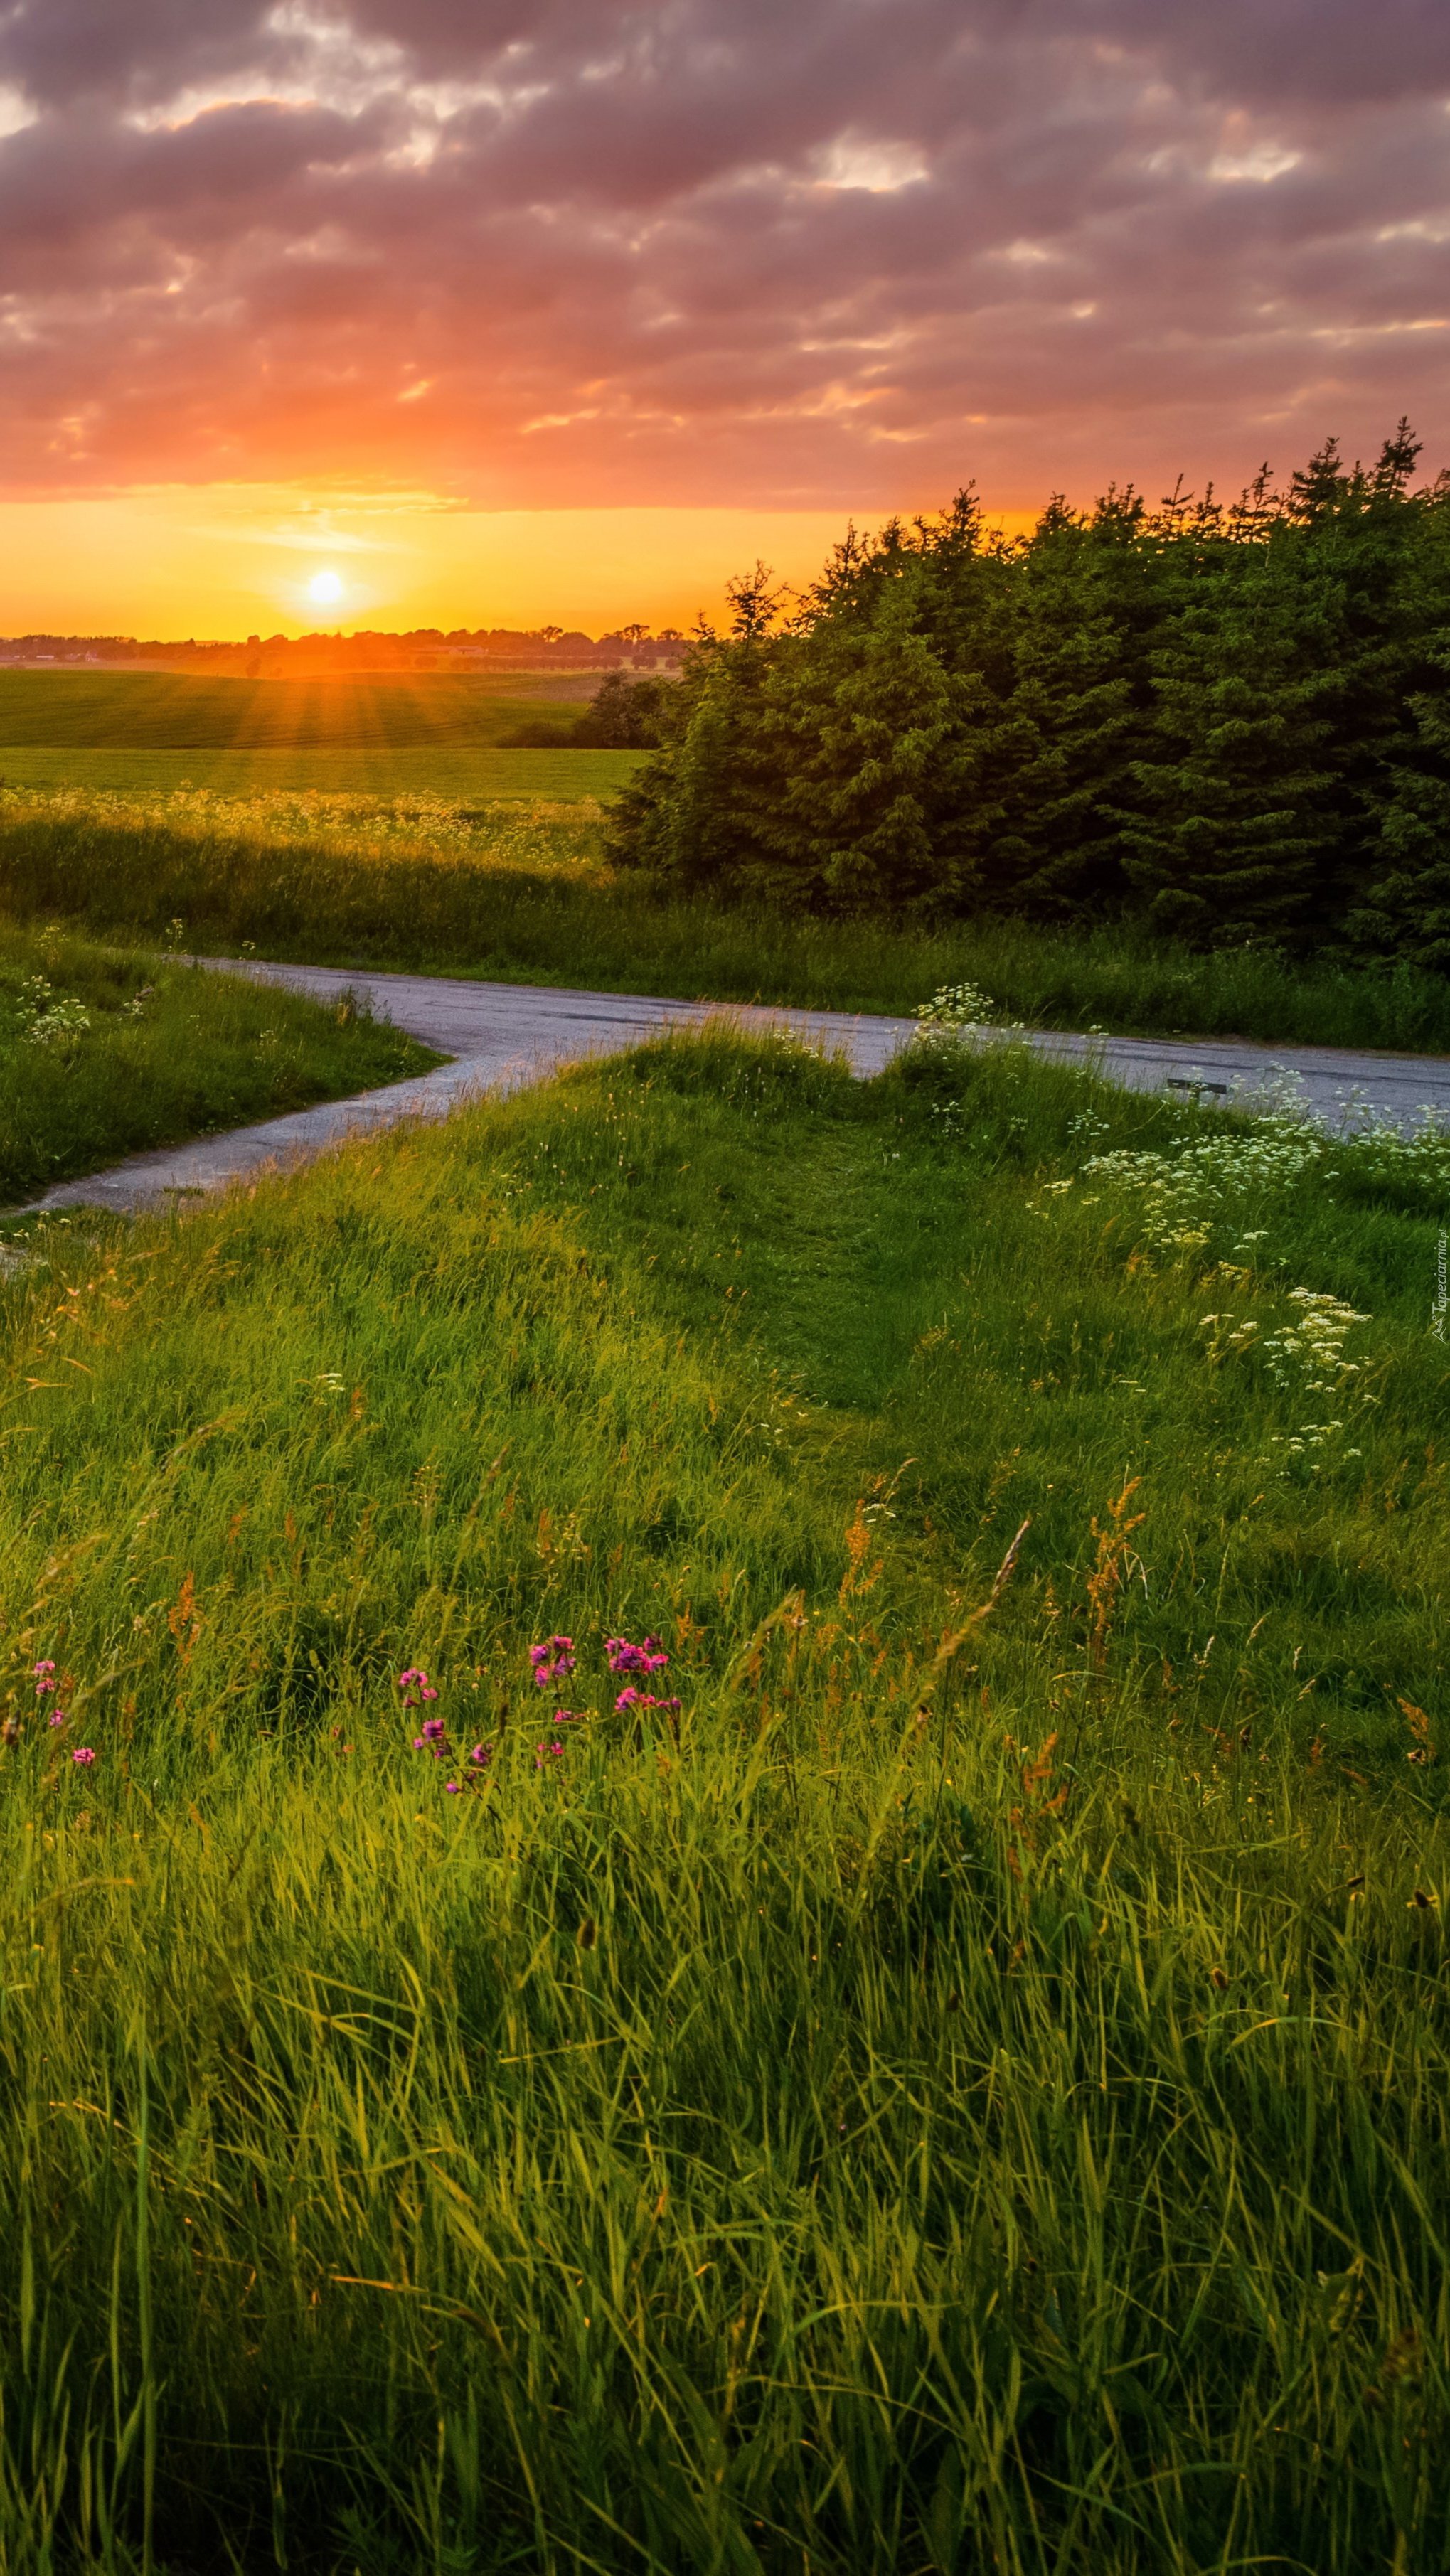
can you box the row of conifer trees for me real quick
[610,422,1450,962]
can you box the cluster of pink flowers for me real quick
[614,1685,683,1721]
[528,1639,588,1768]
[606,1635,681,1722]
[32,1659,96,1765]
[398,1668,491,1794]
[400,1628,686,1790]
[535,1706,588,1768]
[605,1635,669,1680]
[530,1635,576,1690]
[36,1660,65,1724]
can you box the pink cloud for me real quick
[0,0,1445,509]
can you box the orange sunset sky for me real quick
[1,0,1447,636]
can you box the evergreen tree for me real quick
[975,508,1140,916]
[609,422,1450,953]
[1345,643,1450,966]
[1279,422,1450,913]
[1124,539,1338,946]
[747,563,1006,914]
[606,571,785,892]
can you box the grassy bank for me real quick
[0,919,437,1204]
[5,784,1450,1054]
[1,1029,1447,2571]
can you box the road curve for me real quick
[19,958,1450,1217]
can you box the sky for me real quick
[1,0,1447,635]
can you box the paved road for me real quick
[20,958,1450,1216]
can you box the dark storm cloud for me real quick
[0,0,1446,506]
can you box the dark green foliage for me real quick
[976,506,1141,915]
[1349,646,1450,965]
[1124,538,1338,943]
[504,669,673,749]
[612,424,1450,963]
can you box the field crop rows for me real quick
[0,669,644,803]
[0,672,597,751]
[0,1027,1446,2572]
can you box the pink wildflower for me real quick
[606,1635,671,1679]
[615,1687,683,1721]
[529,1635,575,1689]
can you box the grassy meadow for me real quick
[0,670,596,751]
[0,668,640,803]
[6,780,1450,1055]
[1,1024,1448,2572]
[0,918,437,1206]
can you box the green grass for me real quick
[6,783,1450,1054]
[0,671,597,752]
[0,669,637,799]
[0,919,439,1206]
[0,746,641,800]
[1,1026,1447,2572]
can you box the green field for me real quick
[1,1025,1446,2572]
[0,743,642,799]
[0,919,437,1205]
[0,670,596,750]
[0,668,643,801]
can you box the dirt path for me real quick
[21,960,1450,1215]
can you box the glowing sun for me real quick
[307,570,345,606]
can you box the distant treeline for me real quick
[0,627,684,675]
[612,422,1450,965]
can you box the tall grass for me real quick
[1,1030,1447,2570]
[5,784,1450,1050]
[0,916,437,1205]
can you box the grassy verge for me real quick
[1,1028,1446,2571]
[0,919,439,1204]
[4,784,1450,1052]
